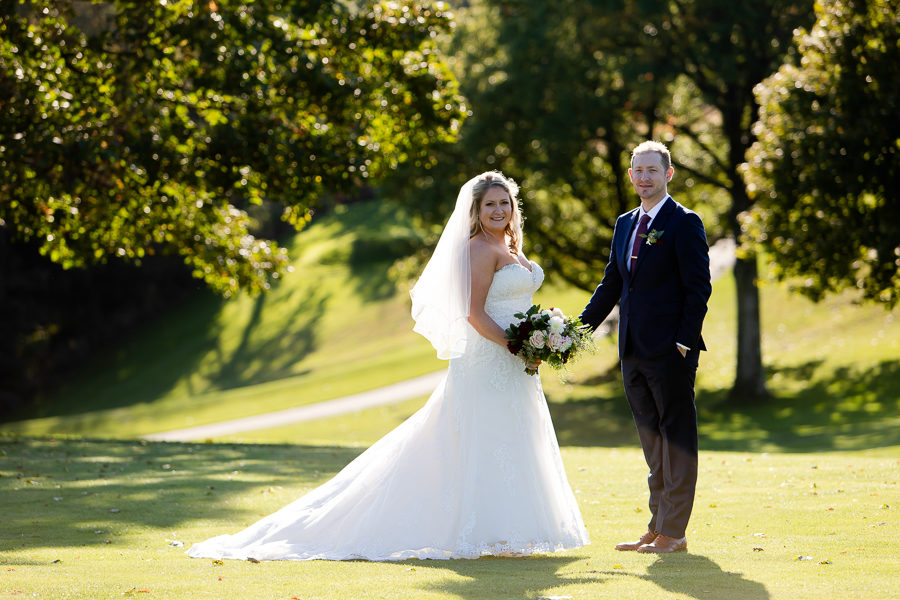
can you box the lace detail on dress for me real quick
[462,261,545,393]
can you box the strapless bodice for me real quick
[484,261,544,327]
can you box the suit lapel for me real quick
[633,197,676,276]
[618,209,640,277]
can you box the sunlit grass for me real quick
[1,437,897,600]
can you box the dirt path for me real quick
[142,370,447,442]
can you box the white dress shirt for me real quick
[627,196,670,266]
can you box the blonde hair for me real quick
[468,171,523,253]
[631,140,672,172]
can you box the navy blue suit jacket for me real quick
[580,197,711,360]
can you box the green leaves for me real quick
[0,0,464,294]
[743,0,900,307]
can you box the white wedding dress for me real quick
[187,261,589,561]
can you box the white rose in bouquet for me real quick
[529,330,546,349]
[547,332,565,351]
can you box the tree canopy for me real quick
[0,0,464,295]
[742,0,899,307]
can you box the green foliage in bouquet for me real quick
[504,304,594,375]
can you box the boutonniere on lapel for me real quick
[640,229,664,246]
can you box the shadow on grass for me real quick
[597,554,769,600]
[312,200,422,303]
[20,291,224,419]
[412,554,598,600]
[207,285,325,390]
[0,437,362,558]
[699,360,900,452]
[546,360,900,452]
[16,278,327,423]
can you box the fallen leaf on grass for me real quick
[819,559,832,565]
[752,548,764,552]
[795,555,813,561]
[51,559,62,564]
[212,560,225,566]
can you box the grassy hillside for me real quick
[3,199,898,453]
[3,200,445,436]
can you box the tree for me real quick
[389,0,699,290]
[0,0,465,296]
[742,0,900,307]
[642,0,815,402]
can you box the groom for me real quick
[580,141,711,553]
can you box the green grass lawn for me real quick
[2,198,899,598]
[1,437,896,600]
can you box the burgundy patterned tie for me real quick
[630,214,651,272]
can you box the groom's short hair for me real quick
[631,141,671,172]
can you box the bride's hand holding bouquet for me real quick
[505,305,594,375]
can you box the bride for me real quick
[187,171,590,561]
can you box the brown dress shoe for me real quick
[615,530,658,551]
[637,534,687,553]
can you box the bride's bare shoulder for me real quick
[468,235,495,257]
[469,237,500,273]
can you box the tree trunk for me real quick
[729,254,769,403]
[723,101,769,403]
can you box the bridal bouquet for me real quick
[505,305,594,375]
